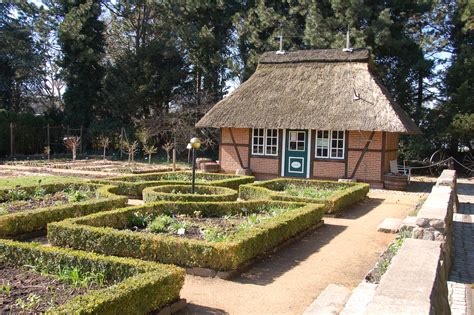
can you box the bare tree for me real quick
[64,136,81,162]
[123,140,139,162]
[98,136,111,161]
[143,144,158,164]
[162,141,174,162]
[43,146,51,161]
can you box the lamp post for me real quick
[190,137,201,194]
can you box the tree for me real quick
[64,136,80,161]
[97,135,110,160]
[58,0,105,128]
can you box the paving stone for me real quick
[340,282,378,315]
[303,284,351,315]
[377,218,402,233]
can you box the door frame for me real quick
[281,129,312,178]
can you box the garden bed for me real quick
[0,182,127,238]
[0,239,185,313]
[48,200,325,273]
[142,184,238,203]
[239,178,369,213]
[96,171,255,197]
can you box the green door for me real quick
[284,130,308,178]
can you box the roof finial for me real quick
[343,25,353,52]
[276,34,285,55]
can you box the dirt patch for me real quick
[0,265,93,313]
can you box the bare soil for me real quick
[178,190,425,315]
[0,265,92,313]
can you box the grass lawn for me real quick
[283,183,348,199]
[0,176,85,189]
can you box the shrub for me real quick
[47,200,325,271]
[0,239,185,314]
[94,171,255,197]
[0,183,127,238]
[239,178,369,213]
[142,185,238,203]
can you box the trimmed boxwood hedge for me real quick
[239,178,369,214]
[0,183,128,238]
[47,200,325,271]
[142,184,238,203]
[0,239,185,314]
[94,171,255,197]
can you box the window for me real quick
[331,131,344,159]
[288,131,306,151]
[315,130,345,159]
[252,128,279,156]
[315,131,330,158]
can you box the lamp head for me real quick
[186,143,192,150]
[190,137,201,150]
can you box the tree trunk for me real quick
[148,153,151,164]
[103,146,106,161]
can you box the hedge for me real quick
[94,171,255,197]
[142,185,238,203]
[0,183,128,238]
[48,200,325,271]
[239,178,369,214]
[0,239,185,314]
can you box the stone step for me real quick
[303,284,351,315]
[340,282,378,315]
[377,218,402,233]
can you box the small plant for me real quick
[16,293,42,312]
[8,187,29,201]
[143,144,158,164]
[193,210,202,218]
[34,179,46,198]
[128,211,150,228]
[168,220,189,234]
[147,215,175,233]
[57,266,105,288]
[202,226,230,242]
[0,205,7,215]
[123,140,139,162]
[68,190,87,203]
[1,281,11,296]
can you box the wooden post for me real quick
[47,123,51,161]
[79,125,83,154]
[172,149,176,172]
[10,122,14,157]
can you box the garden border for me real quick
[94,171,255,197]
[143,184,238,203]
[0,183,127,238]
[47,200,325,273]
[0,239,185,314]
[239,178,369,213]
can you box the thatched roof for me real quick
[196,48,421,134]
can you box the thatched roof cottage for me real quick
[196,49,421,187]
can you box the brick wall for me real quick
[219,128,250,172]
[312,161,345,178]
[250,157,279,178]
[348,131,383,150]
[347,150,382,182]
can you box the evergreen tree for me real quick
[58,0,105,128]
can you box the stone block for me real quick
[303,283,351,315]
[170,299,187,313]
[416,217,430,227]
[340,282,378,315]
[235,168,252,176]
[365,239,449,314]
[192,267,216,278]
[377,218,402,234]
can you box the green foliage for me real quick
[143,184,238,203]
[0,239,185,314]
[0,281,11,296]
[0,184,127,237]
[98,171,254,198]
[57,266,105,288]
[15,293,42,312]
[47,200,325,271]
[239,178,369,214]
[147,215,175,233]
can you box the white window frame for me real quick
[252,128,279,156]
[315,130,345,160]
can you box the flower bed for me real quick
[95,171,255,197]
[0,239,184,313]
[142,185,238,203]
[48,200,325,272]
[239,178,369,214]
[0,183,127,238]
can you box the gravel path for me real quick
[178,190,424,315]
